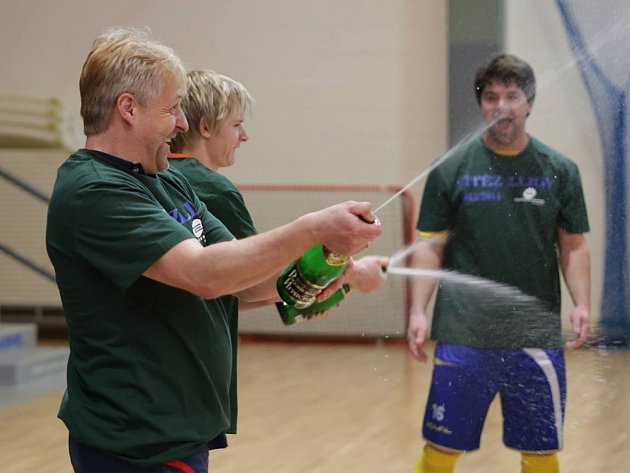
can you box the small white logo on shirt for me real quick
[523,187,537,200]
[192,219,204,239]
[514,187,545,205]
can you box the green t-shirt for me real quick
[168,156,257,433]
[417,136,589,348]
[46,149,235,467]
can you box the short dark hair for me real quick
[474,54,536,105]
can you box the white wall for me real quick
[505,0,604,325]
[0,0,606,322]
[0,0,447,188]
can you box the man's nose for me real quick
[176,108,189,133]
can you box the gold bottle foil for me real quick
[322,247,349,266]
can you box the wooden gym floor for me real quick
[0,340,628,473]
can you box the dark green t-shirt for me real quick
[168,156,257,433]
[417,136,589,348]
[46,149,235,467]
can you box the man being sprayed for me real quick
[407,54,591,473]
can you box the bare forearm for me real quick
[236,274,280,304]
[407,238,443,362]
[558,231,591,348]
[409,240,444,315]
[559,237,591,310]
[154,214,318,299]
[144,201,383,299]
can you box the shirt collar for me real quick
[87,149,148,175]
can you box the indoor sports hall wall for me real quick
[0,149,64,308]
[505,1,607,340]
[0,1,613,338]
[237,184,414,338]
[0,151,415,338]
[0,0,448,337]
[0,0,448,188]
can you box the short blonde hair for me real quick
[171,70,253,152]
[80,26,186,136]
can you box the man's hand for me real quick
[315,255,388,301]
[407,311,430,362]
[311,201,382,256]
[565,305,591,349]
[341,255,388,293]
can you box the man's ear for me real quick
[117,93,137,125]
[199,118,212,138]
[526,99,534,118]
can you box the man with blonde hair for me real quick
[168,69,389,439]
[46,27,381,473]
[169,69,388,299]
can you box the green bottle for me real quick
[276,284,352,325]
[276,243,349,312]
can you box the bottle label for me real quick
[280,266,326,308]
[322,247,349,266]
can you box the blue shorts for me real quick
[69,433,227,473]
[422,343,566,453]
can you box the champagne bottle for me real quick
[276,243,349,312]
[277,284,352,325]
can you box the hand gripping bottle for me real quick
[276,284,352,325]
[276,244,349,324]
